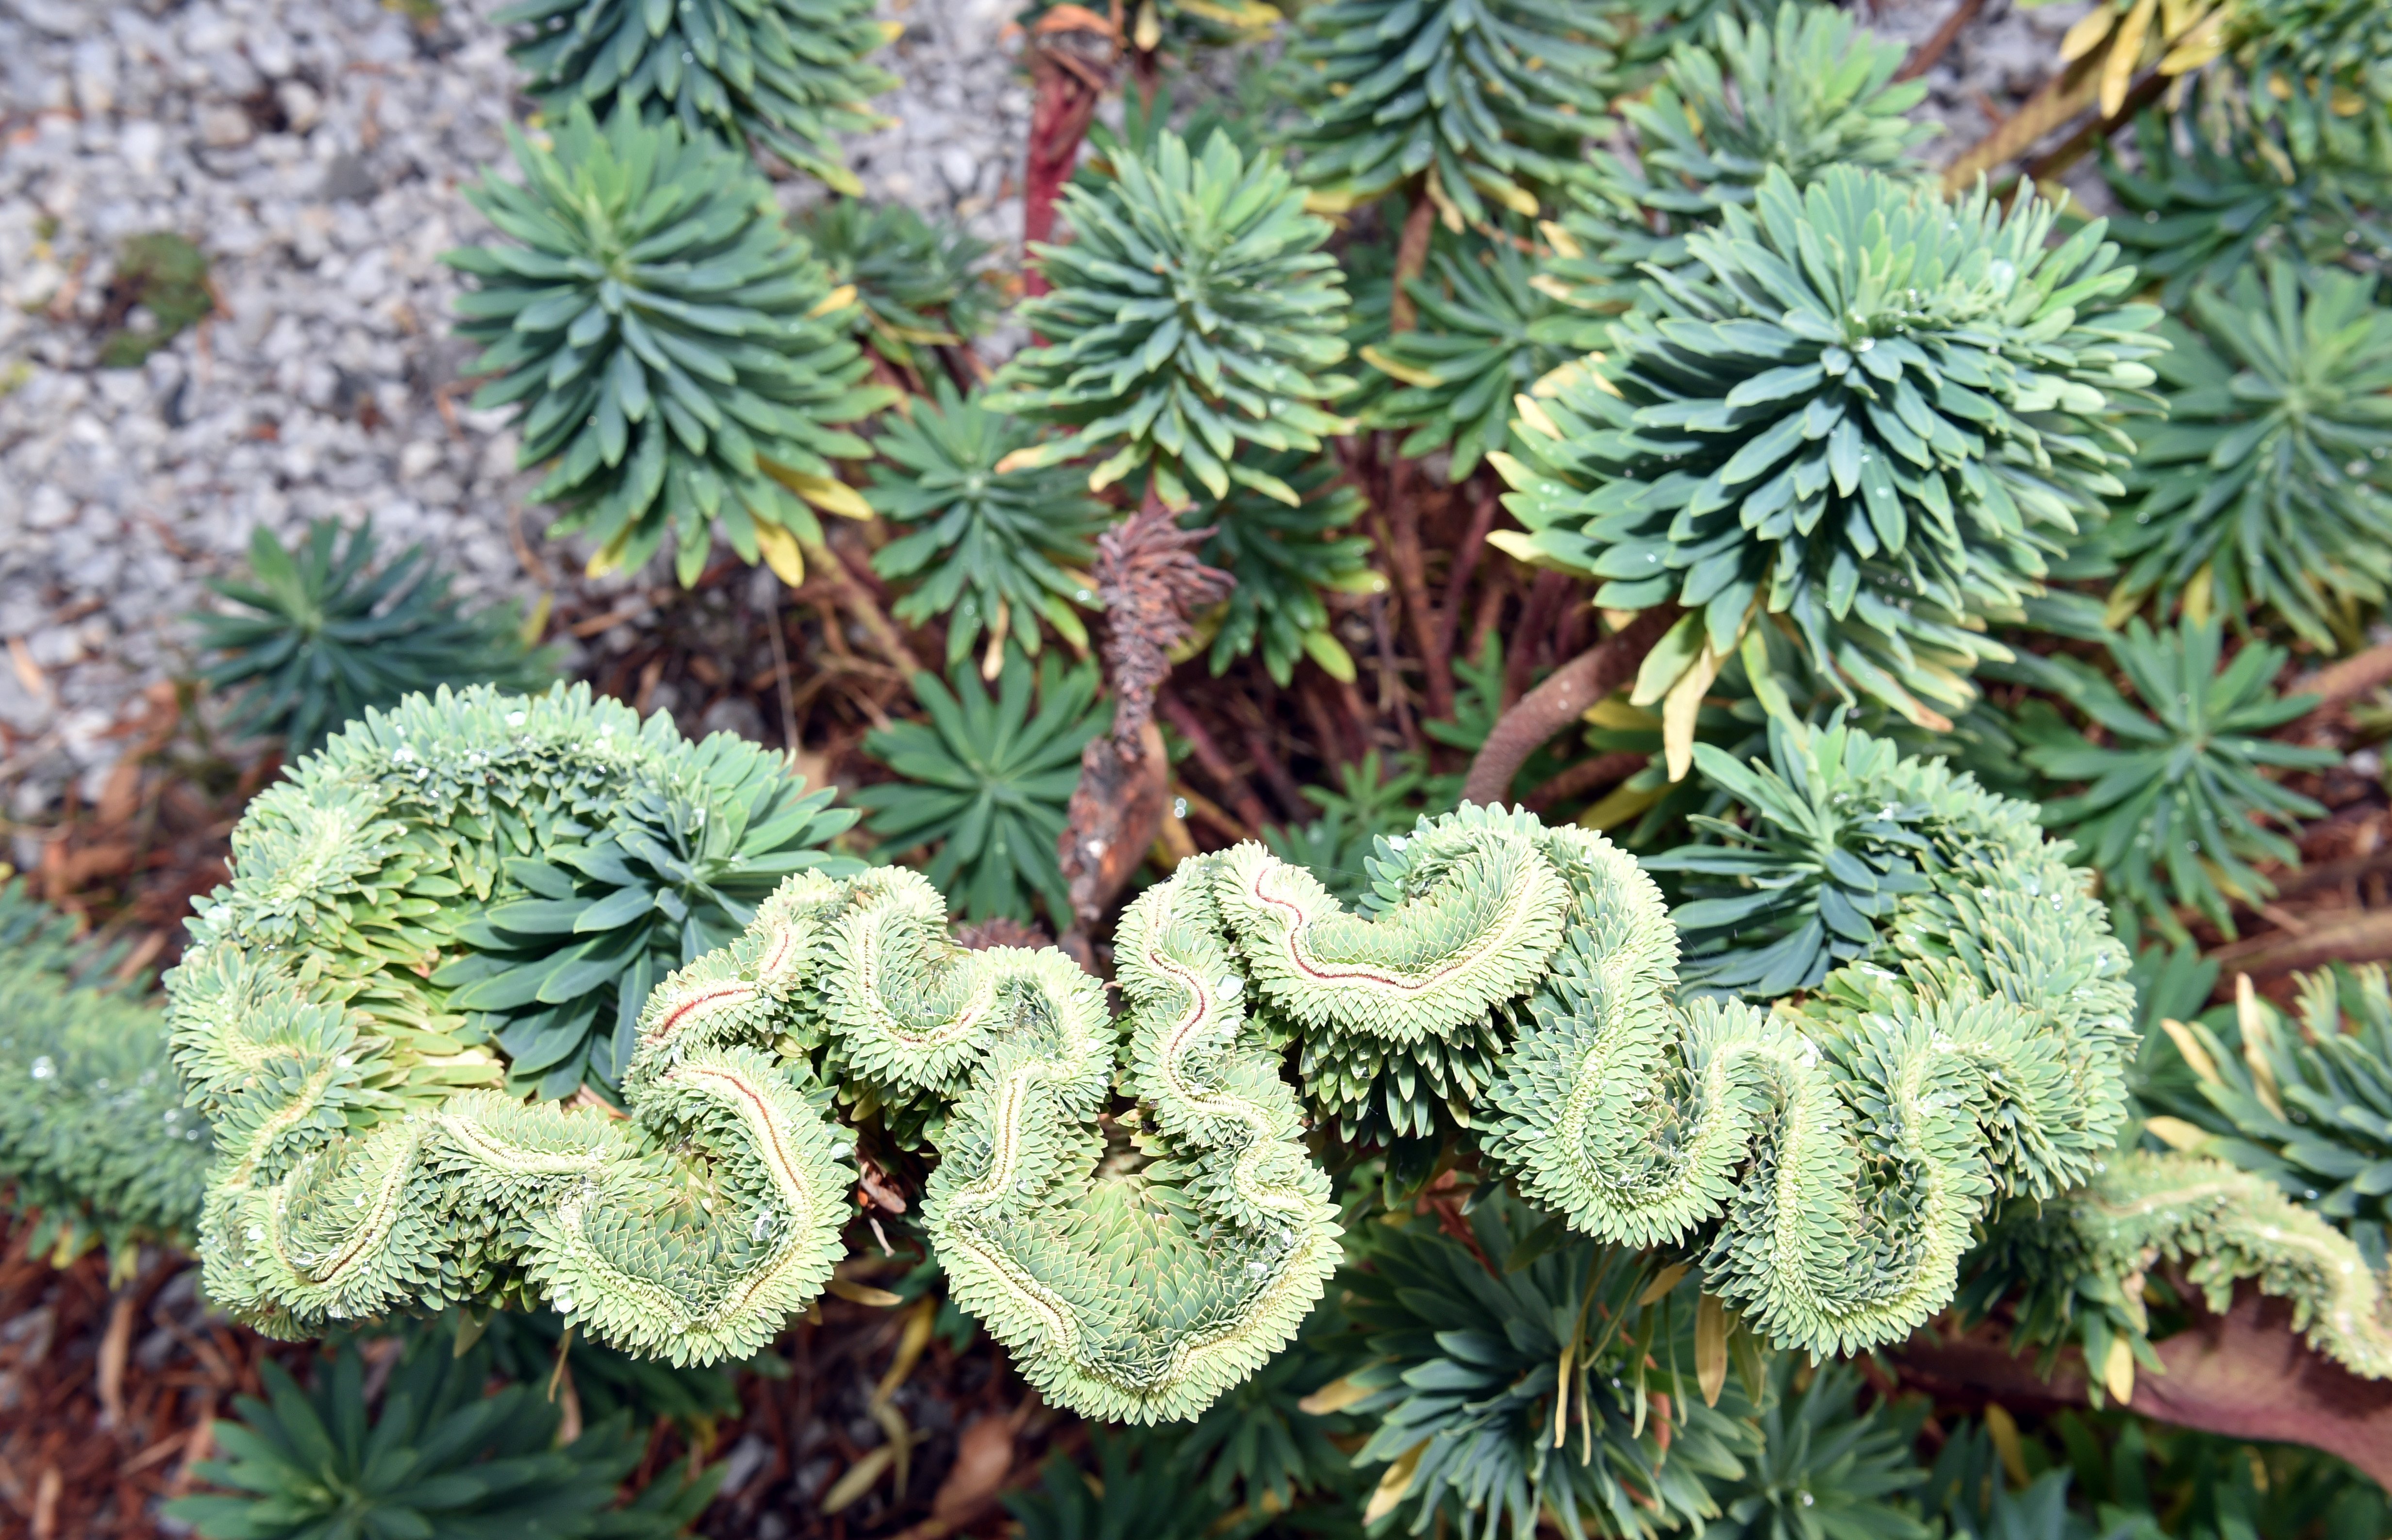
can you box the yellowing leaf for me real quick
[2103,1336,2137,1405]
[753,521,807,585]
[1661,638,1722,782]
[1636,1262,1690,1308]
[809,283,860,318]
[1297,1374,1375,1416]
[772,469,875,520]
[2142,1115,2212,1151]
[820,1445,896,1514]
[2060,3,2117,63]
[1361,344,1445,390]
[2159,1017,2222,1086]
[1362,1441,1428,1525]
[1984,1402,2030,1486]
[1513,394,1562,442]
[2102,0,2158,117]
[1538,220,1583,260]
[1695,1292,1728,1408]
[827,1276,905,1308]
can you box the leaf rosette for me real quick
[447,106,893,587]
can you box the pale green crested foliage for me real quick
[856,656,1110,926]
[867,382,1105,671]
[498,0,897,193]
[1967,1149,2392,1392]
[2102,109,2392,305]
[166,684,859,1359]
[1646,718,2077,999]
[181,696,2171,1415]
[1497,166,2165,729]
[1994,617,2336,945]
[1187,453,1377,686]
[1329,1191,1750,1540]
[1486,726,2141,1358]
[0,881,209,1268]
[2108,261,2392,651]
[989,129,1356,511]
[1546,3,1936,313]
[2149,965,2392,1266]
[446,106,892,587]
[166,1338,715,1540]
[1360,225,1608,479]
[1282,0,1619,223]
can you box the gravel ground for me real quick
[0,0,2086,818]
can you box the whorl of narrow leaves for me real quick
[446,107,892,587]
[1546,2,1936,312]
[1701,1356,1934,1540]
[867,381,1105,672]
[797,199,997,369]
[1282,0,1618,224]
[195,519,556,755]
[991,130,1355,511]
[2153,967,2392,1269]
[2102,109,2392,305]
[1496,166,2165,735]
[1326,1193,1744,1540]
[497,0,897,193]
[1187,454,1377,686]
[2109,261,2392,651]
[2218,0,2392,170]
[855,656,1109,926]
[1360,226,1607,479]
[166,1341,714,1540]
[1995,617,2336,945]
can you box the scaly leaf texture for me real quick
[1483,725,2145,1359]
[1498,166,2165,726]
[184,702,2244,1412]
[0,880,209,1268]
[497,0,897,192]
[166,685,858,1360]
[1973,1148,2392,1385]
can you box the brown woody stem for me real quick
[1463,606,1680,809]
[1896,1289,2392,1488]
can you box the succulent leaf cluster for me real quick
[498,0,897,191]
[856,656,1109,924]
[2151,965,2392,1268]
[196,520,557,754]
[797,199,996,369]
[1361,225,1608,479]
[166,701,2239,1422]
[868,381,1107,671]
[2102,109,2392,305]
[1186,452,1377,685]
[1546,3,1936,313]
[1282,0,1619,223]
[1702,1356,1933,1540]
[992,129,1356,511]
[1329,1192,1747,1540]
[0,880,208,1267]
[448,106,892,587]
[1994,617,2336,945]
[2108,261,2392,650]
[2217,0,2392,171]
[1498,166,2165,733]
[166,1340,714,1540]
